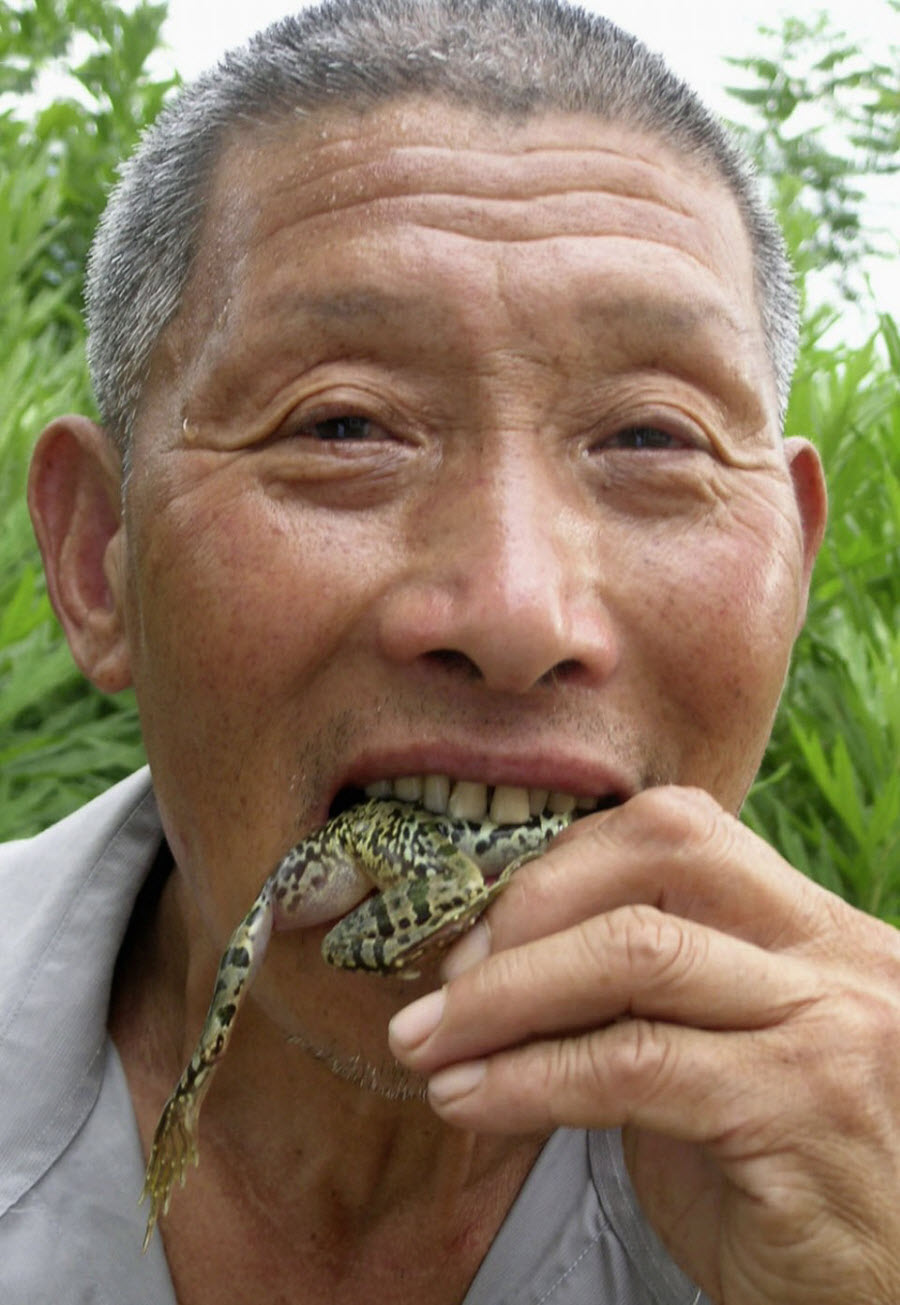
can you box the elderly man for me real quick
[3,0,898,1301]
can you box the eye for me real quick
[607,425,683,451]
[308,415,377,441]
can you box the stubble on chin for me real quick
[286,1028,429,1103]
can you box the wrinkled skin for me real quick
[391,788,900,1303]
[29,97,899,1304]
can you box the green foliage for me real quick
[728,5,900,924]
[0,1,898,928]
[724,5,899,303]
[0,0,171,838]
[1,0,177,323]
[743,315,900,924]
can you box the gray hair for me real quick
[86,0,798,458]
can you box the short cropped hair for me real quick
[86,0,798,458]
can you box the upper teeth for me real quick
[363,776,598,825]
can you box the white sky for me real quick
[158,0,894,119]
[154,0,898,329]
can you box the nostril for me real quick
[424,648,483,680]
[540,658,585,687]
[425,649,589,688]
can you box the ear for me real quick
[27,416,132,693]
[784,436,828,633]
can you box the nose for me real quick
[377,448,619,694]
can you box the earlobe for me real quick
[784,436,828,632]
[27,416,133,693]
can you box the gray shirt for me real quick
[0,770,707,1304]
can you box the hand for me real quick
[388,786,900,1304]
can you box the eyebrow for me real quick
[260,284,754,346]
[575,292,770,424]
[576,291,754,346]
[263,280,761,379]
[259,287,436,324]
[251,283,768,428]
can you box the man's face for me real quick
[110,101,821,1064]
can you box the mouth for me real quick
[328,775,622,825]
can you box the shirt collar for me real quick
[0,769,161,1215]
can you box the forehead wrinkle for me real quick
[173,106,766,423]
[236,113,702,212]
[192,109,744,335]
[239,182,700,256]
[208,122,709,265]
[229,197,720,332]
[401,224,718,292]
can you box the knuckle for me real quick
[585,902,702,994]
[626,784,723,849]
[535,1033,618,1127]
[821,990,900,1124]
[840,910,900,985]
[850,986,899,1054]
[624,904,694,980]
[828,985,897,1066]
[618,787,742,890]
[772,985,900,1141]
[599,1019,676,1108]
[475,939,530,1005]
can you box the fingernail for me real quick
[429,1060,486,1106]
[440,920,490,980]
[388,987,446,1052]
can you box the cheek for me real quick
[628,505,804,805]
[121,477,392,897]
[133,514,293,728]
[129,484,376,715]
